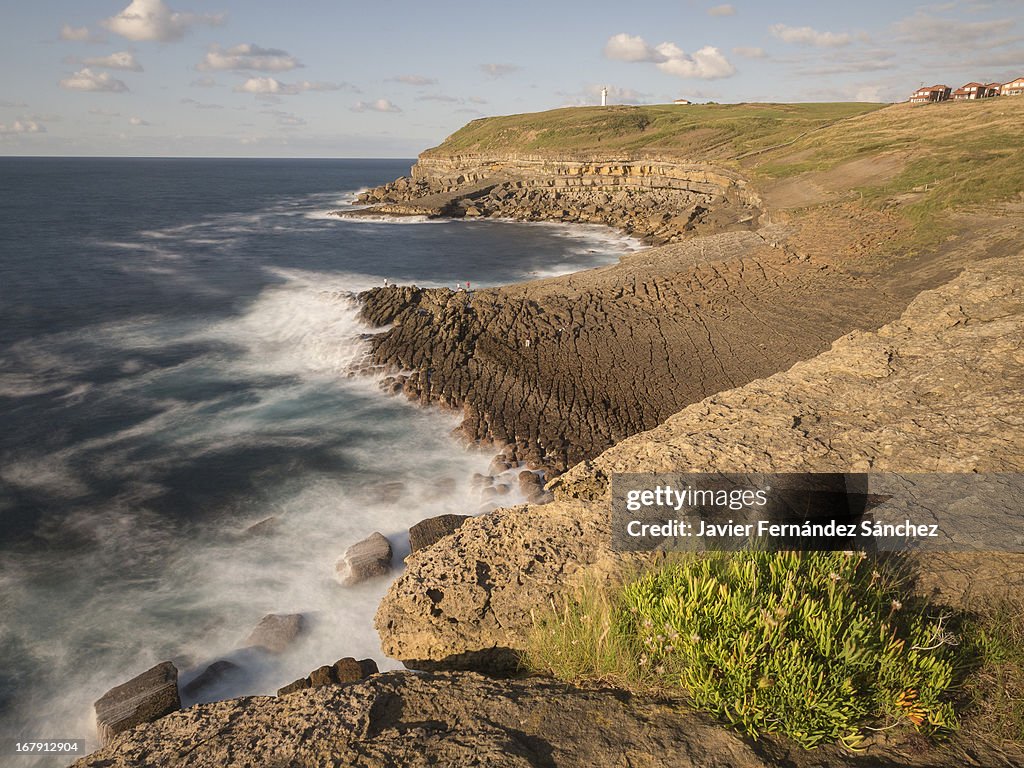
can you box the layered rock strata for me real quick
[358,225,951,473]
[352,158,761,245]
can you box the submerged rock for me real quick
[335,532,393,586]
[94,661,181,746]
[243,613,304,654]
[181,660,241,699]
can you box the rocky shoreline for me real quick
[346,157,761,246]
[75,134,1024,766]
[75,240,1024,767]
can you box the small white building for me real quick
[673,98,692,105]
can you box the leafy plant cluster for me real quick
[526,550,960,749]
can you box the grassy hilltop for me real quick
[423,102,884,160]
[425,99,1024,248]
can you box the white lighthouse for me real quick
[601,86,607,107]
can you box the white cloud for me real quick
[190,76,218,88]
[733,46,767,58]
[351,99,402,113]
[708,4,736,16]
[604,33,664,62]
[59,68,129,93]
[198,44,300,72]
[656,43,736,78]
[234,77,351,96]
[769,24,853,47]
[102,0,224,43]
[129,116,150,126]
[60,24,105,42]
[82,51,143,71]
[0,100,29,108]
[0,119,46,135]
[479,63,520,77]
[604,34,735,79]
[390,74,437,86]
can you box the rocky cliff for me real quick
[354,157,761,245]
[375,246,1024,671]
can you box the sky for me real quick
[0,0,1021,157]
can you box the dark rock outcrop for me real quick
[358,224,943,474]
[182,660,240,698]
[409,513,471,553]
[277,657,378,696]
[335,532,393,585]
[94,661,181,746]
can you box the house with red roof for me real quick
[1002,76,1024,96]
[909,84,951,103]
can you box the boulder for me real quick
[487,456,512,475]
[243,613,304,653]
[409,514,471,553]
[94,661,181,745]
[182,660,240,698]
[518,471,543,496]
[277,657,378,696]
[335,532,393,586]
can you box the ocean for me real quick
[0,157,641,761]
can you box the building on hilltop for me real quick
[673,98,692,105]
[1002,76,1024,96]
[909,84,951,103]
[952,82,998,100]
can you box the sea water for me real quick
[0,157,641,761]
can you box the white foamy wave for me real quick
[192,268,384,378]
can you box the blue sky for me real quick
[1,0,1021,156]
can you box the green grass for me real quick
[425,99,1024,250]
[961,599,1024,743]
[524,551,960,750]
[424,102,884,161]
[755,99,1024,227]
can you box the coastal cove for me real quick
[0,157,644,763]
[8,98,1024,768]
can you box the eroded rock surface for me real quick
[359,226,939,473]
[377,251,1024,669]
[76,671,1018,768]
